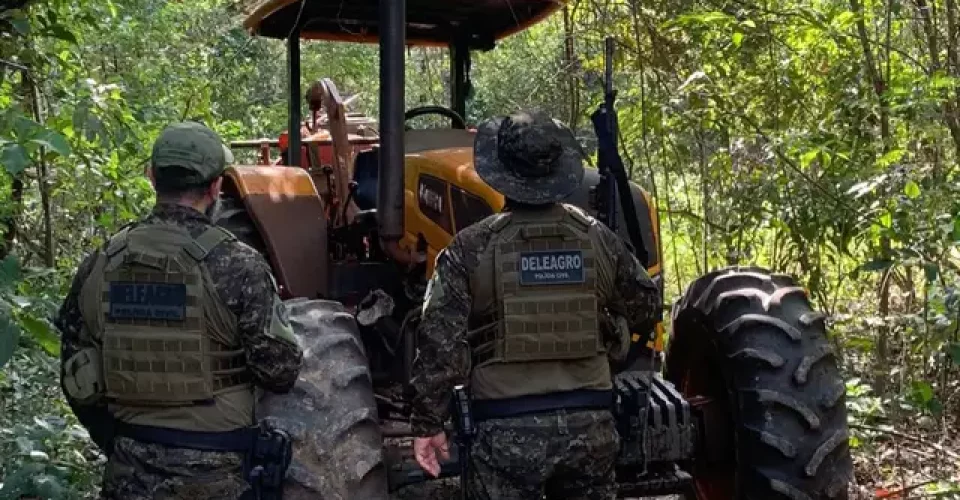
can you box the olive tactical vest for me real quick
[79,222,255,432]
[468,204,614,400]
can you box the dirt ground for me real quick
[383,418,956,499]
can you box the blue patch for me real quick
[109,282,187,321]
[518,250,585,285]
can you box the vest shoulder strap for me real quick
[488,213,513,233]
[560,203,593,231]
[105,225,133,258]
[184,226,236,262]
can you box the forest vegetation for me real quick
[1,0,960,497]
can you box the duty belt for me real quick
[114,420,258,451]
[114,420,292,500]
[472,389,613,421]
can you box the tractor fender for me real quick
[220,165,328,299]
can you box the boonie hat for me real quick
[474,110,585,204]
[151,121,233,184]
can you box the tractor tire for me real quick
[215,194,267,255]
[259,299,390,500]
[666,266,852,500]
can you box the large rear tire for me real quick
[666,267,852,500]
[259,299,390,500]
[215,194,267,255]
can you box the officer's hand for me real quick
[413,432,450,478]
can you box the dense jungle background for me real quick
[1,0,960,497]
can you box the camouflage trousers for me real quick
[99,436,252,500]
[463,409,619,500]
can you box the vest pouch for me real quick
[62,347,105,405]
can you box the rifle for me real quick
[590,37,649,267]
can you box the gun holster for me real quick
[244,425,293,500]
[451,385,475,500]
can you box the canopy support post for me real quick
[287,28,301,167]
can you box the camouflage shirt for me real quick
[56,203,303,450]
[410,205,660,436]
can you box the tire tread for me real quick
[668,266,852,499]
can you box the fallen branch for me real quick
[851,423,960,461]
[0,58,29,72]
[876,479,939,498]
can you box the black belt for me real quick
[114,420,258,452]
[472,389,613,421]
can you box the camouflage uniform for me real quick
[56,123,303,500]
[411,111,660,499]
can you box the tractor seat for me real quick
[352,130,477,212]
[352,147,380,211]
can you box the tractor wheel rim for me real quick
[682,359,736,500]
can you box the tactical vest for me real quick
[78,222,255,432]
[467,204,614,400]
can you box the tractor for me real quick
[219,1,854,499]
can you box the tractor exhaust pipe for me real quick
[377,0,405,244]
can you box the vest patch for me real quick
[108,282,187,320]
[518,250,585,285]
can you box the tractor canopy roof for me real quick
[241,0,566,48]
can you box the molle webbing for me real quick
[473,207,602,365]
[100,225,246,406]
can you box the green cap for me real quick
[151,121,234,184]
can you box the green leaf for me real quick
[924,262,939,283]
[834,11,856,29]
[19,316,59,357]
[801,149,819,169]
[697,11,733,24]
[671,10,734,28]
[949,343,960,366]
[848,435,860,448]
[10,15,30,35]
[860,259,894,272]
[879,211,892,228]
[929,398,944,416]
[904,180,921,199]
[910,380,934,404]
[12,115,40,139]
[1,144,30,174]
[931,73,959,90]
[878,148,905,167]
[47,25,77,44]
[732,32,744,48]
[0,255,21,285]
[29,130,71,157]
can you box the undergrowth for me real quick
[0,343,104,499]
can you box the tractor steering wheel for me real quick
[404,105,467,130]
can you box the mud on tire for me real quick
[259,299,390,500]
[666,267,852,499]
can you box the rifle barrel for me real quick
[604,37,614,97]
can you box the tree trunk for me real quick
[562,6,579,130]
[915,0,960,159]
[24,72,54,268]
[0,178,24,260]
[850,0,891,147]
